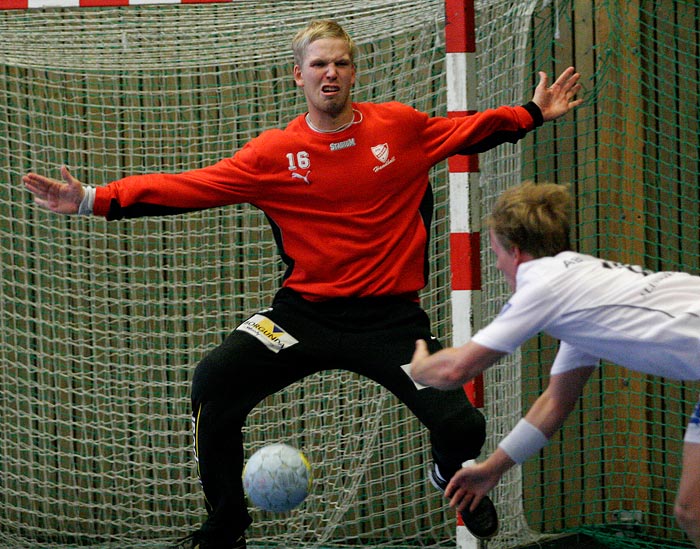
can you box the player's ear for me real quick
[513,246,534,265]
[512,246,524,261]
[293,65,304,87]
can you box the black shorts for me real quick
[192,287,486,470]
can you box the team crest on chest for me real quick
[371,143,396,172]
[371,143,389,163]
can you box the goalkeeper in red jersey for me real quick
[24,19,582,549]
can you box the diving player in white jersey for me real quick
[410,181,700,548]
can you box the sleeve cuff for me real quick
[78,186,95,216]
[522,101,544,128]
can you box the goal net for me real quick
[2,0,698,548]
[0,2,460,548]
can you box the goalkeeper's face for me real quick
[294,38,356,119]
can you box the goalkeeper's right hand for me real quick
[23,165,85,215]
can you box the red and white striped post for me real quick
[444,0,483,546]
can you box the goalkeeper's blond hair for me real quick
[488,181,573,258]
[292,20,358,67]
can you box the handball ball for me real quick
[243,443,312,513]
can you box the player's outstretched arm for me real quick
[23,165,85,215]
[409,339,505,390]
[531,66,584,122]
[444,366,595,513]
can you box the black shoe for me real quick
[172,532,246,549]
[429,463,499,540]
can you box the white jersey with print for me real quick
[471,251,700,381]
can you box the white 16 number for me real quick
[286,151,310,171]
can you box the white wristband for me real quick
[498,418,548,464]
[78,186,95,216]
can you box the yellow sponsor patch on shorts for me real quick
[236,314,299,353]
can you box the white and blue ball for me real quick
[243,443,312,512]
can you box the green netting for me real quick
[516,1,699,548]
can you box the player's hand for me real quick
[23,165,85,215]
[408,339,435,385]
[410,339,430,368]
[532,66,583,122]
[445,462,500,513]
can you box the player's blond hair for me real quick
[292,20,358,67]
[488,181,573,258]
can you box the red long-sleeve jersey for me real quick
[94,101,541,301]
